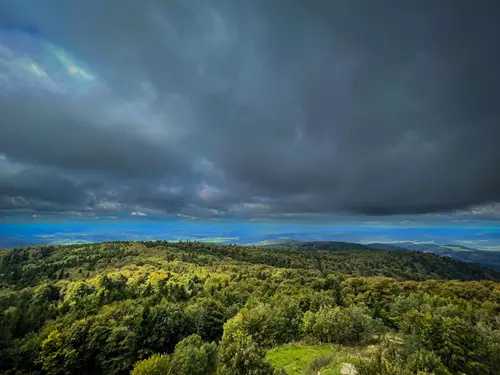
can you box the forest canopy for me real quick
[1,241,500,375]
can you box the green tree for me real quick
[170,334,216,375]
[131,353,171,375]
[346,305,384,342]
[139,301,190,354]
[310,307,353,343]
[406,349,451,375]
[186,298,226,341]
[99,325,139,375]
[38,330,78,375]
[217,319,274,375]
[268,297,303,344]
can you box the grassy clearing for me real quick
[266,342,377,375]
[267,343,333,375]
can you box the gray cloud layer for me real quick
[1,0,500,218]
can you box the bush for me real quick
[354,339,450,375]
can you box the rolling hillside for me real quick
[368,241,500,271]
[1,241,499,375]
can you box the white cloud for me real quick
[196,182,224,201]
[229,202,270,213]
[455,203,500,218]
[131,211,147,216]
[177,213,197,220]
[95,199,122,211]
[183,204,222,217]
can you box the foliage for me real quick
[217,325,275,375]
[130,354,171,375]
[301,305,382,344]
[354,339,451,375]
[0,240,499,375]
[129,335,216,375]
[170,334,217,375]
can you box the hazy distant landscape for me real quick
[2,219,500,270]
[3,219,500,249]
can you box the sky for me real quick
[1,0,500,223]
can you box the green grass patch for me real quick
[267,343,333,375]
[266,342,376,375]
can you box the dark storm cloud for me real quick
[0,97,192,178]
[0,158,91,211]
[1,0,500,218]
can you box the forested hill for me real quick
[265,240,500,277]
[368,241,500,271]
[264,241,377,252]
[1,241,499,288]
[1,241,500,375]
